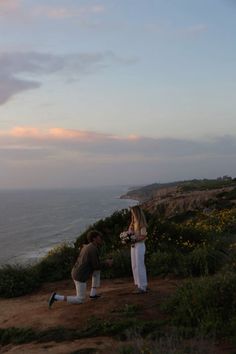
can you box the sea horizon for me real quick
[0,185,137,265]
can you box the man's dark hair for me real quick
[87,230,102,242]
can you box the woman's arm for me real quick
[135,227,147,242]
[128,221,134,232]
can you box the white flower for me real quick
[120,231,136,245]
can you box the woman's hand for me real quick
[136,227,147,242]
[105,258,113,267]
[136,235,147,242]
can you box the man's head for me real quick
[87,230,103,246]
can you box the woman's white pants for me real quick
[131,242,147,290]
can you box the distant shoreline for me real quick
[0,186,135,266]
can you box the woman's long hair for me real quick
[130,205,147,229]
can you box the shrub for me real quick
[74,209,130,254]
[163,272,236,336]
[221,249,236,273]
[147,250,187,277]
[186,244,229,276]
[35,243,77,282]
[119,331,217,354]
[102,248,132,279]
[0,327,36,345]
[0,243,77,298]
[0,264,40,298]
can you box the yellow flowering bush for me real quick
[182,208,236,235]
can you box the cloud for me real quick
[0,51,134,105]
[0,0,20,14]
[0,75,40,105]
[0,127,235,188]
[0,1,106,21]
[0,126,110,141]
[0,1,109,35]
[145,22,208,39]
[172,23,208,39]
[183,24,208,35]
[31,4,105,19]
[0,127,235,160]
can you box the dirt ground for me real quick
[0,277,235,353]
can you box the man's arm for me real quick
[90,247,101,270]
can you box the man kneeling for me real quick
[48,230,112,307]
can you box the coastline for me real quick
[0,186,136,266]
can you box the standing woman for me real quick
[129,205,148,294]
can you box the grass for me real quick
[111,304,142,317]
[162,271,236,337]
[0,318,165,347]
[118,332,217,354]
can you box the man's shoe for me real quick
[89,294,101,299]
[48,292,57,308]
[132,288,147,294]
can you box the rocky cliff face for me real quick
[121,186,235,218]
[142,186,236,217]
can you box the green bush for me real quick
[102,248,132,279]
[0,206,234,298]
[163,272,236,336]
[0,327,36,345]
[221,249,236,273]
[147,250,187,277]
[74,209,130,253]
[186,244,228,276]
[146,218,207,256]
[0,243,77,298]
[0,264,40,298]
[35,243,77,282]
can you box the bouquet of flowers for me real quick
[120,231,136,245]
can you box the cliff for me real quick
[121,179,236,218]
[142,186,236,217]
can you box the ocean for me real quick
[0,186,136,265]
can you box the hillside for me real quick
[121,178,236,218]
[1,177,236,353]
[0,277,234,354]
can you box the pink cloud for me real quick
[48,128,109,141]
[184,24,208,34]
[113,134,141,141]
[176,24,208,37]
[9,126,43,138]
[0,126,126,142]
[0,0,20,12]
[0,127,235,170]
[31,4,105,19]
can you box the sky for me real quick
[0,0,235,189]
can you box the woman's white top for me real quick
[134,225,147,242]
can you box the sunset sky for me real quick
[0,0,235,189]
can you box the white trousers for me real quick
[67,270,101,304]
[91,270,101,288]
[131,242,147,290]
